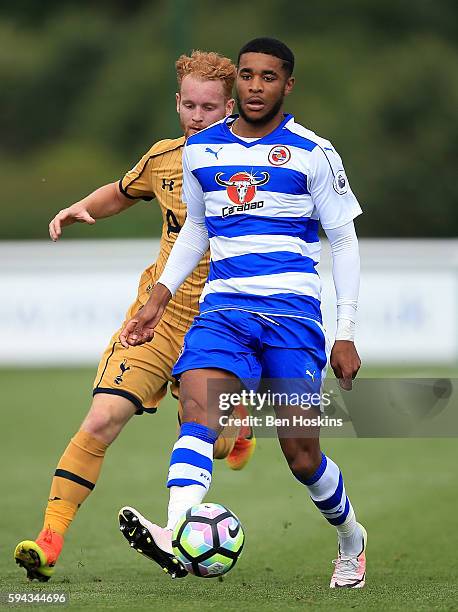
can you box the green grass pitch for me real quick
[1,367,457,611]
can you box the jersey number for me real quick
[166,209,181,237]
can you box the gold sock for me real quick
[43,430,108,535]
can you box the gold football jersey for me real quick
[120,137,209,332]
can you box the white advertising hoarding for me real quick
[1,240,457,366]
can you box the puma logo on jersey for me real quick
[205,146,223,159]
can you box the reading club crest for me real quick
[215,171,269,205]
[268,146,291,166]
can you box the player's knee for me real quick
[81,395,136,443]
[180,397,207,424]
[83,409,113,440]
[284,445,322,480]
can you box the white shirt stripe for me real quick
[205,191,313,218]
[209,234,321,263]
[189,142,315,175]
[200,272,321,302]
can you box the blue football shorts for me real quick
[172,309,329,396]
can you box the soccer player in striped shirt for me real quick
[121,37,368,588]
[14,51,256,583]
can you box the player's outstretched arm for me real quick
[325,221,362,390]
[49,182,137,241]
[309,144,363,390]
[120,283,172,347]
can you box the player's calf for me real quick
[281,443,367,587]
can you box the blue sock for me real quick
[297,453,354,526]
[166,423,218,530]
[167,422,218,489]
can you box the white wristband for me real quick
[335,319,355,342]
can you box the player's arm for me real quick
[49,182,138,241]
[324,221,361,390]
[309,144,363,390]
[120,148,208,347]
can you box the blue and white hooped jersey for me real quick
[182,114,362,321]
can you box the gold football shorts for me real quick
[93,302,183,415]
[92,294,241,458]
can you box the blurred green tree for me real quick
[0,0,456,238]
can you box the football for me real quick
[172,503,245,578]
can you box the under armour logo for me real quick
[162,178,175,191]
[205,146,223,159]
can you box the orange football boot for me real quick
[15,528,64,582]
[226,404,256,470]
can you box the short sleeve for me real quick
[309,145,362,230]
[182,146,206,224]
[119,148,156,202]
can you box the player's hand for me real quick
[119,284,172,347]
[49,205,96,241]
[330,340,361,391]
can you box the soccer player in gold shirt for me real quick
[14,51,255,582]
